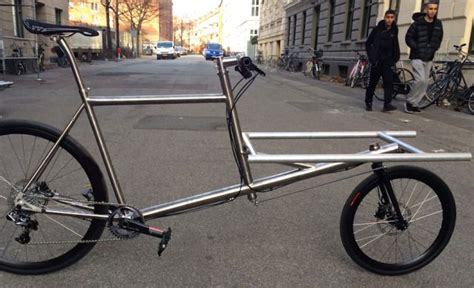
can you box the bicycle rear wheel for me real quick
[0,120,108,274]
[373,68,413,101]
[468,89,474,114]
[340,166,456,275]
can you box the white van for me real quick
[155,41,177,60]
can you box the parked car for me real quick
[175,46,188,56]
[143,44,153,55]
[204,43,223,60]
[155,41,177,60]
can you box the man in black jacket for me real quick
[405,1,443,113]
[365,9,400,112]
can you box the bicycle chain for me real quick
[20,193,141,246]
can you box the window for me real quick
[328,0,335,42]
[345,0,355,40]
[390,0,400,13]
[251,0,259,17]
[287,16,291,46]
[470,22,474,53]
[292,14,297,45]
[12,0,24,38]
[301,11,306,45]
[361,0,372,38]
[250,29,258,38]
[312,6,320,49]
[55,8,62,25]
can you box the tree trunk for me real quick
[136,30,141,57]
[115,0,120,54]
[105,1,112,57]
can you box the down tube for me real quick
[140,143,400,220]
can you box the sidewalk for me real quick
[260,65,474,133]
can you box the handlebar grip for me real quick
[235,57,266,78]
[235,57,253,79]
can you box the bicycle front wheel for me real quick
[419,80,446,109]
[340,166,456,275]
[0,120,108,274]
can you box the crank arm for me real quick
[120,219,169,238]
[120,220,172,256]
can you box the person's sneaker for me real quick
[404,102,414,114]
[412,106,422,113]
[365,103,373,111]
[383,104,397,112]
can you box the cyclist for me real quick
[364,9,400,112]
[405,0,443,113]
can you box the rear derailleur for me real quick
[107,207,172,256]
[6,208,38,244]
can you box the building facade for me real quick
[258,0,290,61]
[159,0,173,41]
[191,7,220,52]
[283,0,474,77]
[221,0,261,56]
[1,0,68,74]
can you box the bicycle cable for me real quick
[256,167,383,205]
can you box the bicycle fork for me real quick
[371,163,408,231]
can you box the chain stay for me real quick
[22,194,141,245]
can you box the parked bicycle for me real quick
[373,63,415,102]
[51,45,69,67]
[278,49,299,72]
[37,42,47,72]
[0,19,470,276]
[303,48,324,80]
[346,50,369,88]
[10,43,26,75]
[255,50,263,65]
[419,44,472,112]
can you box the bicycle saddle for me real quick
[23,19,99,37]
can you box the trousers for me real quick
[365,61,394,106]
[406,59,433,106]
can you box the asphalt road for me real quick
[0,55,473,287]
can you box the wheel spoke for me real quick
[342,167,454,274]
[0,128,105,272]
[43,215,82,238]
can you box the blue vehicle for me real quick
[204,43,223,60]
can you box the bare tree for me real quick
[100,0,114,57]
[120,0,160,57]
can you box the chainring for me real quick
[107,207,144,239]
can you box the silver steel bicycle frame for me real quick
[24,36,472,222]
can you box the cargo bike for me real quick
[0,20,471,275]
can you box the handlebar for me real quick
[225,56,265,79]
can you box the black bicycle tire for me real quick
[419,80,447,109]
[468,89,474,114]
[350,74,358,88]
[340,166,456,275]
[373,68,412,101]
[0,120,108,275]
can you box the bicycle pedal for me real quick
[157,227,172,256]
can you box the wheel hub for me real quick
[9,180,54,209]
[375,203,412,235]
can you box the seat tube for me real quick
[57,37,126,204]
[216,57,253,185]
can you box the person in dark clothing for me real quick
[404,0,443,113]
[365,9,400,112]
